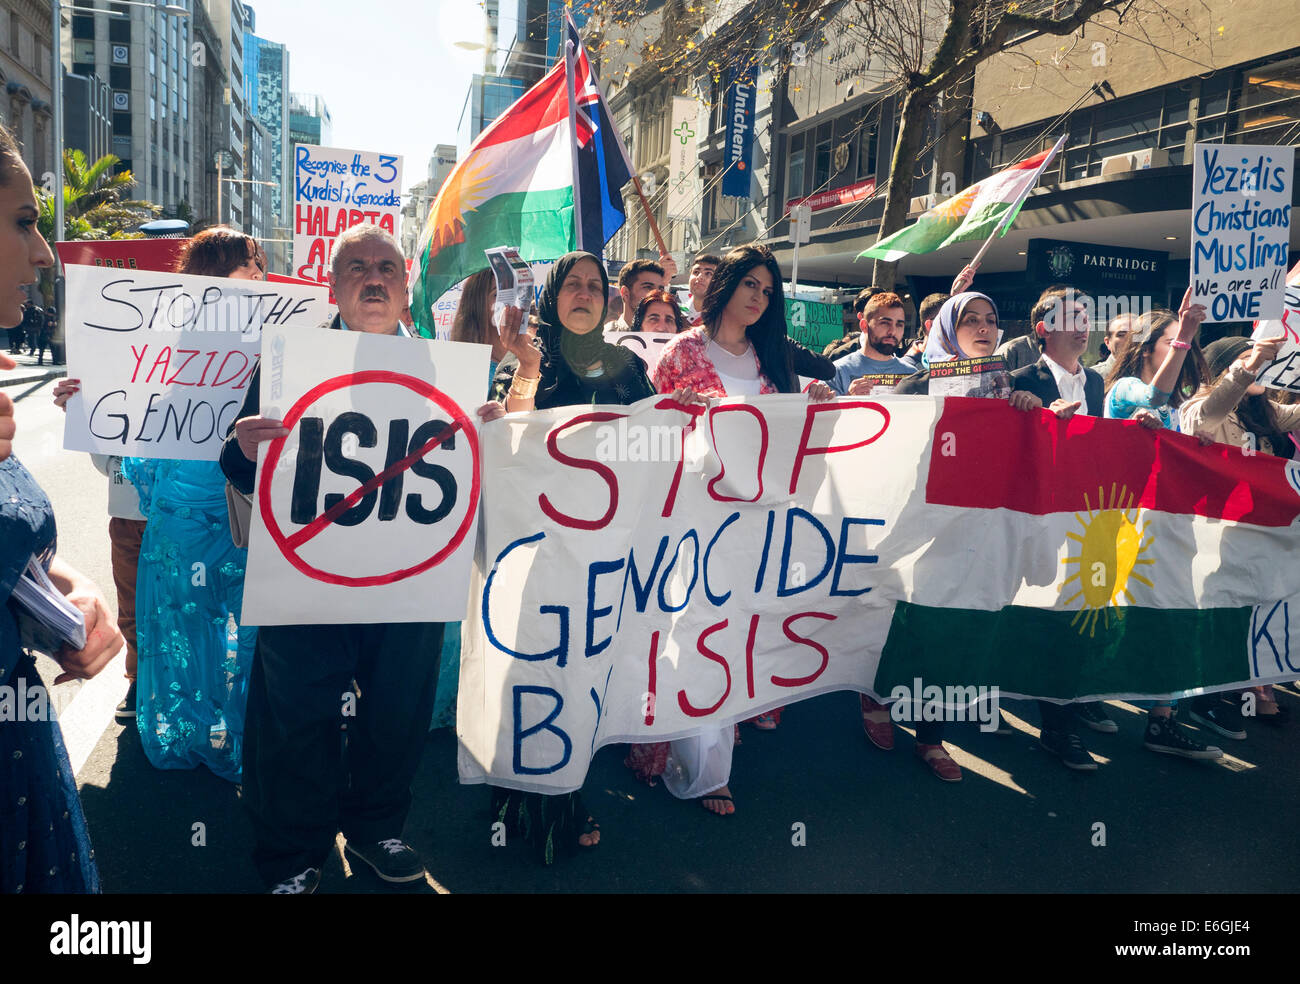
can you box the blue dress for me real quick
[1,456,100,893]
[122,458,255,782]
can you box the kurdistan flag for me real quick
[860,136,1066,262]
[409,63,579,335]
[460,395,1300,793]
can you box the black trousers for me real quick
[242,620,444,886]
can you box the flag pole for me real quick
[630,173,670,259]
[565,37,584,252]
[967,134,1067,270]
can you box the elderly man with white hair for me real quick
[220,225,443,894]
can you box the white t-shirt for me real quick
[707,338,762,397]
[90,454,145,521]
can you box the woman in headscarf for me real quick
[490,250,656,408]
[1181,331,1295,726]
[872,291,1043,780]
[478,251,683,861]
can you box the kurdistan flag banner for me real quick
[860,136,1065,262]
[409,62,579,334]
[458,394,1300,793]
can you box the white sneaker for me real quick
[269,867,321,894]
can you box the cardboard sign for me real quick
[784,299,844,351]
[242,325,489,625]
[603,330,676,377]
[292,144,403,285]
[926,356,1010,398]
[1250,260,1300,393]
[1191,143,1293,323]
[62,266,330,461]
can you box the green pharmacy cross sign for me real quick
[674,121,696,145]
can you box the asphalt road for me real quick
[11,378,1300,893]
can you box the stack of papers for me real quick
[8,555,86,655]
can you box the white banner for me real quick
[242,325,489,625]
[1191,143,1293,323]
[666,96,700,220]
[62,266,330,461]
[457,394,1300,793]
[603,329,676,377]
[292,144,403,285]
[1250,261,1300,392]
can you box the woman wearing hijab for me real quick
[1181,331,1295,727]
[871,292,1043,780]
[478,251,679,861]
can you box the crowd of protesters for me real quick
[3,109,1296,892]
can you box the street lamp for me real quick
[51,0,190,243]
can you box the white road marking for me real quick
[60,647,129,778]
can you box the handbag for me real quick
[225,482,253,550]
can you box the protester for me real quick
[1092,312,1134,379]
[221,225,447,892]
[108,229,265,782]
[829,290,918,395]
[1,120,123,895]
[451,268,508,399]
[639,242,836,814]
[1011,286,1116,770]
[632,288,689,334]
[606,256,676,332]
[481,250,659,859]
[433,268,510,731]
[903,292,949,362]
[36,304,55,365]
[52,373,148,724]
[822,286,883,360]
[1181,332,1296,728]
[1103,292,1223,759]
[16,299,40,355]
[875,291,1051,780]
[683,252,720,326]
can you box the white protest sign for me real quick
[293,144,403,285]
[1191,143,1293,323]
[242,325,489,625]
[62,266,330,461]
[1250,260,1300,393]
[926,356,1011,398]
[603,329,676,377]
[666,96,700,220]
[430,259,556,341]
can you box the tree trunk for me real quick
[872,87,935,289]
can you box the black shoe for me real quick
[115,681,137,722]
[268,867,320,894]
[1039,728,1098,770]
[1143,714,1223,759]
[344,838,426,883]
[1188,702,1247,740]
[1073,702,1118,733]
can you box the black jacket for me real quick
[1011,356,1104,416]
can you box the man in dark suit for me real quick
[1010,286,1118,770]
[221,225,445,894]
[1010,286,1104,418]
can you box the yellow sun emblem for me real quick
[1060,484,1155,637]
[934,183,980,219]
[423,157,492,256]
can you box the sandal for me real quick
[699,792,735,816]
[750,713,778,730]
[860,695,895,750]
[915,743,962,782]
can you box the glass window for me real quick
[72,15,94,40]
[1163,88,1190,125]
[149,50,156,74]
[812,123,832,191]
[150,96,156,120]
[858,121,877,180]
[1236,56,1300,141]
[1200,72,1233,118]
